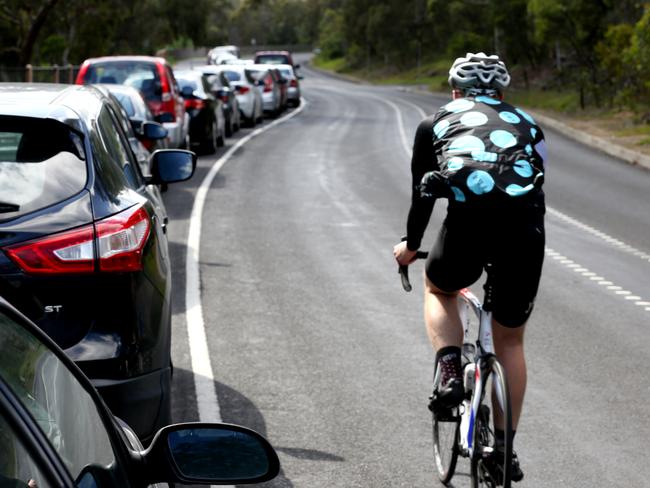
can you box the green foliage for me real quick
[317,8,345,59]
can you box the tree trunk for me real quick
[19,0,61,66]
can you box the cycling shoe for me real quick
[428,378,464,412]
[482,449,524,484]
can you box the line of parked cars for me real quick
[0,45,302,485]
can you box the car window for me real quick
[0,313,116,481]
[176,75,206,97]
[222,70,241,82]
[112,92,136,117]
[0,116,87,222]
[96,107,141,189]
[255,54,289,65]
[0,412,51,488]
[83,61,161,102]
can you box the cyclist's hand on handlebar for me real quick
[393,241,418,266]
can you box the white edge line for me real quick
[185,99,309,424]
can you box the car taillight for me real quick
[220,94,229,103]
[4,205,151,275]
[290,79,297,88]
[264,77,273,93]
[237,86,250,95]
[96,206,150,272]
[6,226,95,275]
[185,98,205,110]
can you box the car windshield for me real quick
[0,117,87,221]
[83,61,161,101]
[256,54,289,65]
[279,69,293,78]
[112,92,136,117]
[222,70,241,82]
[176,75,206,96]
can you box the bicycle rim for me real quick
[432,406,460,484]
[471,356,512,488]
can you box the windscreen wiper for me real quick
[0,202,19,213]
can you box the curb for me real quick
[527,112,650,170]
[307,63,650,171]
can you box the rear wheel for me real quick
[471,357,512,488]
[432,405,460,484]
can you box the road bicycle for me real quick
[399,253,513,488]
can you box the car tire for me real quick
[217,125,225,147]
[203,121,217,154]
[225,113,233,137]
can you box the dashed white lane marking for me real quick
[546,207,650,264]
[546,248,648,313]
[186,99,308,424]
[387,94,649,316]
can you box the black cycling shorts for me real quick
[425,202,545,328]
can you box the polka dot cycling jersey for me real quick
[430,96,545,203]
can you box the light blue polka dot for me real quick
[525,144,533,155]
[448,135,485,153]
[515,108,535,125]
[499,111,521,124]
[506,183,534,196]
[471,150,498,162]
[444,99,475,113]
[451,187,466,202]
[448,157,464,170]
[513,160,533,177]
[530,127,537,139]
[490,130,517,149]
[476,96,501,105]
[460,111,488,127]
[434,120,450,138]
[467,171,495,195]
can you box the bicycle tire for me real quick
[471,356,512,488]
[432,405,460,484]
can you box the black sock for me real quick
[495,428,516,450]
[435,346,462,386]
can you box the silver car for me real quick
[246,64,283,117]
[276,63,301,107]
[194,64,263,127]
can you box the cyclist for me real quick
[393,52,547,482]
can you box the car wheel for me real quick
[217,124,225,147]
[203,121,217,154]
[225,113,233,137]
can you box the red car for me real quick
[254,50,300,70]
[76,55,190,149]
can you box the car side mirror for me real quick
[140,121,168,140]
[295,63,301,69]
[139,423,280,485]
[149,149,196,184]
[181,85,194,98]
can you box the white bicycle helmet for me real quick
[448,52,511,92]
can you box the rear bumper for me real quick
[93,365,171,441]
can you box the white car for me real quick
[276,63,301,107]
[194,65,263,126]
[246,64,283,116]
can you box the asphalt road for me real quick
[164,59,650,487]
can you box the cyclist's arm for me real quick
[405,116,439,251]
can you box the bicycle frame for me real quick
[457,287,507,459]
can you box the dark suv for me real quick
[0,83,195,441]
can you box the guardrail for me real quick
[0,64,80,83]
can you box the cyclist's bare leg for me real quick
[424,276,463,350]
[491,319,527,431]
